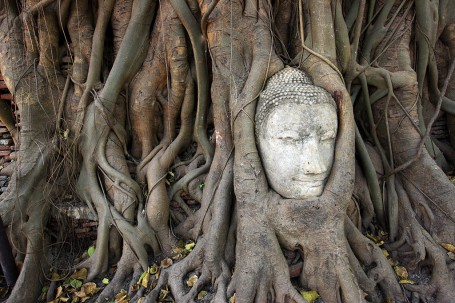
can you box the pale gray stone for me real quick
[256,67,337,199]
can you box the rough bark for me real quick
[0,1,454,303]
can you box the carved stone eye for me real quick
[277,131,300,142]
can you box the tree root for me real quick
[1,148,55,303]
[3,2,455,303]
[144,152,233,302]
[228,221,306,303]
[267,196,364,302]
[300,235,365,303]
[386,178,455,302]
[97,244,142,301]
[76,103,158,280]
[404,235,455,303]
[145,238,231,303]
[345,217,405,302]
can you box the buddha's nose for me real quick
[300,137,327,175]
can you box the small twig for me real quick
[56,74,71,134]
[301,43,344,83]
[298,0,304,51]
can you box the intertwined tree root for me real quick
[1,1,455,303]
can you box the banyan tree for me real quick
[0,0,455,302]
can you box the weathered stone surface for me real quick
[256,67,337,199]
[59,205,97,221]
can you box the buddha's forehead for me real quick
[255,67,337,138]
[260,103,337,135]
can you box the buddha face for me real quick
[257,102,337,199]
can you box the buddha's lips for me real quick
[291,177,327,183]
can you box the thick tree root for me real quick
[76,103,158,280]
[144,238,231,303]
[0,115,59,302]
[385,178,455,302]
[228,221,306,303]
[403,235,455,303]
[97,244,142,301]
[3,2,455,303]
[345,217,405,302]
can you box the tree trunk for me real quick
[0,1,454,302]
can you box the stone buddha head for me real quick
[255,67,338,199]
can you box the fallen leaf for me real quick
[69,278,83,289]
[197,290,208,299]
[159,289,170,300]
[366,234,383,245]
[300,290,319,303]
[130,284,140,292]
[87,245,95,257]
[388,258,399,266]
[172,253,183,261]
[394,266,408,279]
[185,242,195,251]
[186,274,198,287]
[51,272,60,281]
[137,271,147,285]
[172,247,183,254]
[115,289,129,303]
[82,282,98,295]
[141,272,150,288]
[70,268,88,281]
[102,278,110,285]
[382,249,389,257]
[441,243,455,253]
[161,258,173,269]
[149,263,159,274]
[399,279,416,285]
[56,286,63,299]
[229,294,236,303]
[75,290,87,298]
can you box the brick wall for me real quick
[0,75,14,192]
